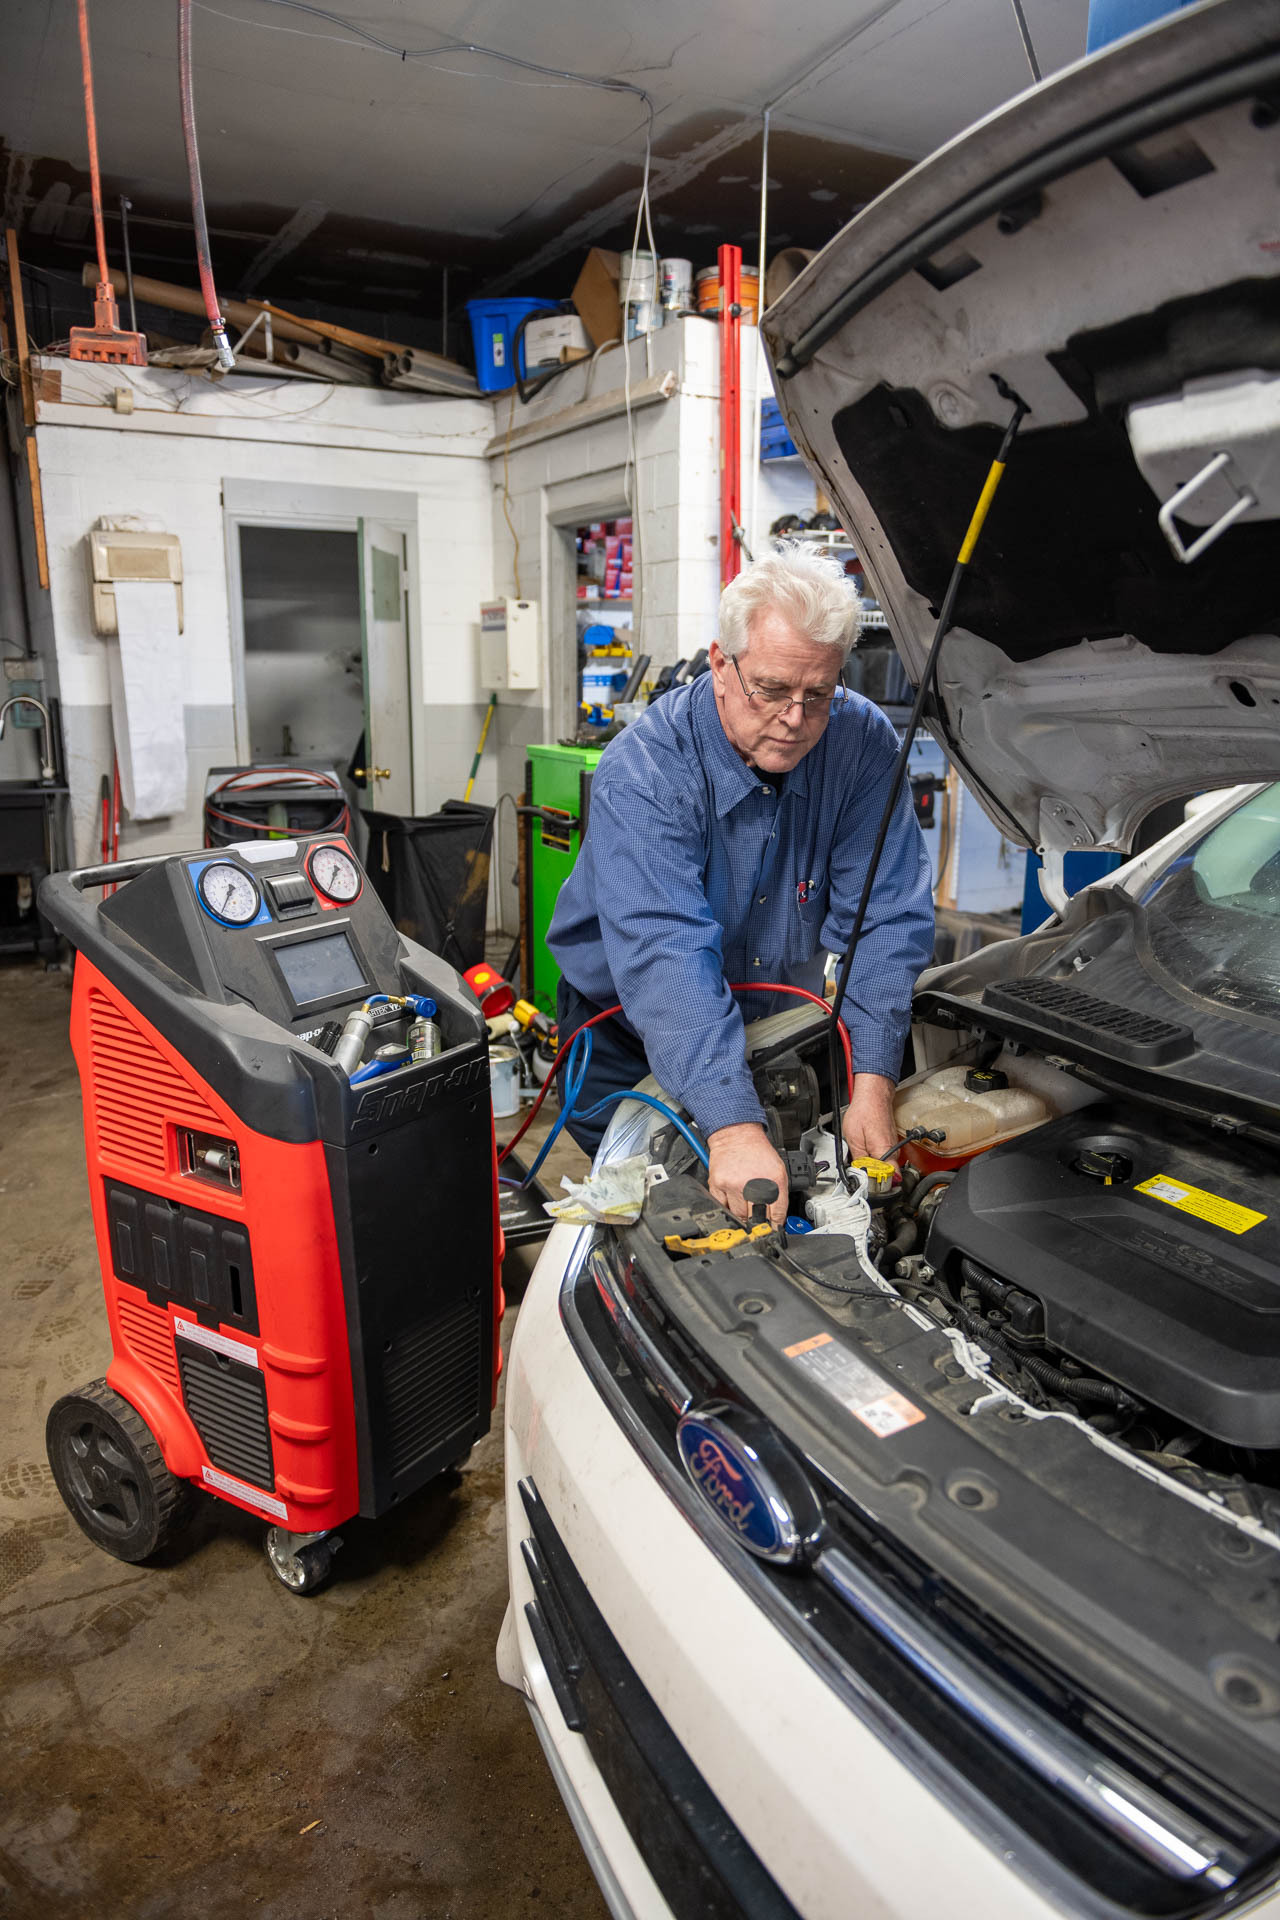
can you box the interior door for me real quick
[357,518,414,815]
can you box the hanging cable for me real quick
[827,387,1030,1189]
[177,0,236,371]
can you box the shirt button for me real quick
[758,895,766,905]
[761,786,772,795]
[753,957,761,966]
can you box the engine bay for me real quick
[643,1001,1280,1540]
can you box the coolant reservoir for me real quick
[894,1065,1049,1172]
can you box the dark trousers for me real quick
[555,977,651,1156]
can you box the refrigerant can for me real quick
[334,1005,374,1077]
[409,1017,442,1062]
[659,257,692,311]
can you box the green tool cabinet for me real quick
[521,742,604,1016]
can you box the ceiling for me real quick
[1,0,1089,347]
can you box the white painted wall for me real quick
[23,327,817,941]
[31,359,494,863]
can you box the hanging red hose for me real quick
[68,0,146,365]
[177,0,235,371]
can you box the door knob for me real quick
[354,767,391,780]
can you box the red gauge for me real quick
[307,844,361,904]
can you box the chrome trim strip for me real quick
[588,1244,692,1418]
[816,1546,1240,1891]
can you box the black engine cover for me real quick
[925,1102,1280,1447]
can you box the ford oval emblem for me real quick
[675,1407,817,1565]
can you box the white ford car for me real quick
[498,4,1280,1914]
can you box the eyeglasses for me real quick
[731,656,837,715]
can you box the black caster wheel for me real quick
[264,1526,339,1595]
[46,1380,194,1563]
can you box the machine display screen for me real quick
[273,931,367,1005]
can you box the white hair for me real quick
[718,540,862,662]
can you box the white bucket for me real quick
[620,249,656,301]
[489,1044,521,1118]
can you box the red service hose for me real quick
[176,0,235,371]
[496,982,854,1166]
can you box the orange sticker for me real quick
[783,1330,925,1438]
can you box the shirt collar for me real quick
[691,671,815,818]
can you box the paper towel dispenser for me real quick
[88,526,184,636]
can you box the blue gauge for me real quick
[197,862,262,926]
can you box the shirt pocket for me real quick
[786,881,830,965]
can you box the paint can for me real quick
[619,250,656,301]
[489,1044,521,1118]
[659,258,693,311]
[695,264,760,324]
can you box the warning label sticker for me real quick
[782,1330,925,1438]
[202,1464,288,1520]
[1134,1175,1267,1236]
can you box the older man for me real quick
[548,543,934,1224]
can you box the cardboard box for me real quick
[572,248,622,350]
[525,312,591,368]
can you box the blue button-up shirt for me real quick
[548,672,934,1138]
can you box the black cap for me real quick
[744,1178,779,1224]
[1074,1149,1133,1184]
[964,1067,1009,1093]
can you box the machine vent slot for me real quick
[117,1291,180,1396]
[178,1346,274,1489]
[88,990,219,1177]
[382,1299,482,1482]
[982,977,1194,1065]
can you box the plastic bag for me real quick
[544,1154,652,1226]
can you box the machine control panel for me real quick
[154,836,401,1040]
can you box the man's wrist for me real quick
[708,1121,767,1147]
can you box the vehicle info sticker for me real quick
[1134,1174,1267,1236]
[782,1330,925,1438]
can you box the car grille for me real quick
[561,1230,1275,1916]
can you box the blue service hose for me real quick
[520,1024,710,1186]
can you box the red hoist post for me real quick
[718,243,743,589]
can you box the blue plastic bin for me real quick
[465,298,558,392]
[760,396,799,460]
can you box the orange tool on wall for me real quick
[68,0,147,366]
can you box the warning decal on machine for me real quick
[201,1464,288,1520]
[782,1331,925,1438]
[1134,1175,1267,1236]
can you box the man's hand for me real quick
[707,1123,789,1226]
[841,1072,899,1162]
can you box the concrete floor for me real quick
[0,954,603,1920]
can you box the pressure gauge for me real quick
[197,862,261,925]
[307,844,361,903]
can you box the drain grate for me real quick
[982,977,1194,1065]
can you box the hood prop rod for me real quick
[827,382,1030,1190]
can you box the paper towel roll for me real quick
[108,579,188,820]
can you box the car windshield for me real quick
[1143,785,1280,1018]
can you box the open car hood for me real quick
[763,0,1280,865]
